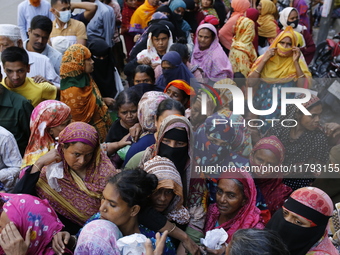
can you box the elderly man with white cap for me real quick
[0,24,60,86]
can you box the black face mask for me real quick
[266,198,330,255]
[173,13,183,22]
[287,19,299,28]
[158,143,188,173]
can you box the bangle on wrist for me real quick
[298,74,305,79]
[254,69,261,74]
[33,163,41,172]
[168,223,176,234]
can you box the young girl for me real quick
[196,0,219,25]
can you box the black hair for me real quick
[113,89,140,111]
[133,65,156,84]
[1,46,29,66]
[30,15,53,34]
[169,43,189,63]
[156,98,185,120]
[107,168,158,208]
[229,229,289,255]
[148,23,171,38]
[51,0,70,7]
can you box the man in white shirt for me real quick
[0,126,22,192]
[17,0,54,41]
[24,15,62,75]
[0,24,60,86]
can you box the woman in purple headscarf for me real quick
[191,23,233,83]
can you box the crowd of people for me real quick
[0,0,340,254]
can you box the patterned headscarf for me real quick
[60,44,91,79]
[1,194,64,255]
[22,100,71,168]
[137,91,170,133]
[36,122,117,226]
[213,78,237,109]
[250,136,285,166]
[204,170,264,242]
[257,0,278,38]
[75,219,122,255]
[144,155,190,224]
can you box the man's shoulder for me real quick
[69,18,86,28]
[0,84,32,106]
[44,44,62,59]
[27,50,51,62]
[18,0,28,8]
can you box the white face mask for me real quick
[57,10,71,23]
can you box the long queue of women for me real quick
[1,0,340,254]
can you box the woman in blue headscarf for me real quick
[155,51,195,90]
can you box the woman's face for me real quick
[133,72,153,85]
[161,60,174,70]
[151,188,175,212]
[162,134,188,148]
[197,28,214,51]
[84,58,94,74]
[152,33,169,55]
[278,37,292,49]
[201,0,212,8]
[257,2,262,13]
[126,0,138,8]
[0,211,10,233]
[298,104,322,131]
[48,114,72,139]
[282,207,312,227]
[100,183,135,228]
[118,102,138,129]
[174,7,185,16]
[62,142,94,172]
[288,10,299,22]
[165,85,188,106]
[216,179,246,220]
[252,149,280,177]
[155,109,182,131]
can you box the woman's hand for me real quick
[138,57,152,65]
[292,46,301,62]
[129,123,142,142]
[263,47,276,62]
[33,149,61,173]
[52,231,71,255]
[204,244,226,255]
[145,231,168,255]
[103,97,115,107]
[181,236,201,255]
[0,222,30,255]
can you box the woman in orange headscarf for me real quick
[248,26,311,133]
[60,44,111,143]
[218,0,250,51]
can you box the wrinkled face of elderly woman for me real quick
[296,104,322,131]
[197,28,214,51]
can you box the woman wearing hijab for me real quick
[204,170,264,247]
[22,100,71,169]
[229,16,257,77]
[88,38,123,101]
[279,7,315,64]
[266,187,339,255]
[129,0,160,34]
[156,51,195,90]
[14,122,117,234]
[290,0,310,32]
[246,8,260,54]
[0,194,64,255]
[218,0,250,52]
[257,0,280,47]
[60,44,111,143]
[164,79,195,109]
[250,136,292,216]
[266,94,329,190]
[248,26,311,133]
[191,23,233,83]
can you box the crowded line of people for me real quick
[0,0,340,254]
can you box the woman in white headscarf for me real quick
[279,7,315,65]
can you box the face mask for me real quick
[158,143,188,173]
[287,19,299,29]
[276,43,293,57]
[173,13,183,22]
[57,10,71,23]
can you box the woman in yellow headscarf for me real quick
[248,26,311,133]
[257,0,279,46]
[229,16,258,77]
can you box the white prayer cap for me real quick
[51,36,70,55]
[0,24,21,38]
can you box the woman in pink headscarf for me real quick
[0,194,64,255]
[218,0,250,51]
[191,23,233,83]
[266,187,338,255]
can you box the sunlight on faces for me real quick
[216,179,246,221]
[100,183,139,227]
[62,142,94,172]
[118,102,138,129]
